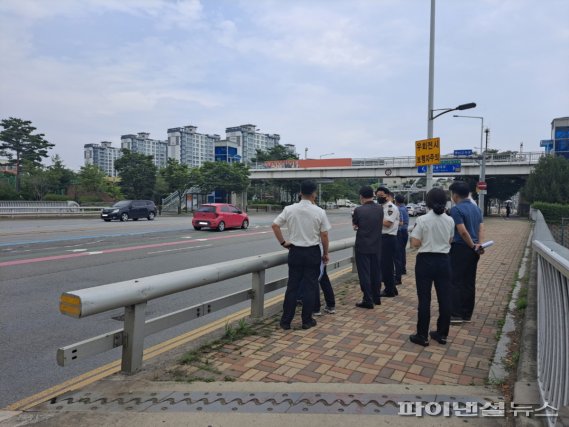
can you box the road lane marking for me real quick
[147,244,212,255]
[66,249,87,252]
[4,266,352,411]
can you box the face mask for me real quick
[377,197,387,204]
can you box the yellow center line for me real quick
[5,266,352,411]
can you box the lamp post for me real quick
[453,114,485,214]
[425,0,476,191]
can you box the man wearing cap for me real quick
[376,187,399,298]
[272,180,331,330]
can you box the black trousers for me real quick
[450,243,480,319]
[381,234,397,295]
[314,266,336,311]
[415,253,452,338]
[282,245,321,325]
[395,229,409,280]
[355,251,381,304]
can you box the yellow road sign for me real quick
[415,137,441,166]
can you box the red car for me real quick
[192,203,249,231]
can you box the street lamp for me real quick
[304,147,308,160]
[425,0,477,191]
[453,114,486,214]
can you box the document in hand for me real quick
[477,240,494,252]
[318,261,325,281]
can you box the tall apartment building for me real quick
[83,141,122,177]
[225,124,281,163]
[167,126,219,167]
[121,132,168,169]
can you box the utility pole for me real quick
[426,0,436,191]
[479,128,489,216]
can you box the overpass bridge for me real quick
[249,151,544,180]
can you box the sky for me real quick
[1,0,567,171]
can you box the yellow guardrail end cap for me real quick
[60,293,81,317]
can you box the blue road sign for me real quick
[418,159,461,174]
[454,149,473,156]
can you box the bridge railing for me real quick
[57,238,356,374]
[532,210,569,424]
[250,151,547,170]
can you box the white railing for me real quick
[57,238,356,374]
[0,202,103,217]
[532,211,569,425]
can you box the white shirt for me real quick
[410,210,455,253]
[382,201,400,235]
[273,200,332,247]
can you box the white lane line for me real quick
[66,249,88,252]
[194,238,208,242]
[87,251,104,255]
[180,236,193,239]
[147,244,212,255]
[64,240,105,248]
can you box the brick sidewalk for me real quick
[165,218,530,387]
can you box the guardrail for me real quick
[57,238,356,374]
[532,210,569,425]
[0,206,104,217]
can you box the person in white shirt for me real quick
[272,180,331,331]
[376,187,399,297]
[409,188,455,347]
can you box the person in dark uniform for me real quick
[376,187,399,297]
[352,186,383,308]
[394,194,409,284]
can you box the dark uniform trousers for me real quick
[314,265,336,312]
[282,245,321,325]
[355,251,381,304]
[415,253,452,338]
[395,228,409,280]
[381,234,398,295]
[450,243,480,320]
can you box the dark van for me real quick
[101,200,157,222]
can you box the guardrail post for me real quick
[352,247,357,274]
[251,270,266,319]
[121,302,146,374]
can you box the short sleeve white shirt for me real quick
[273,200,332,247]
[382,202,400,235]
[410,210,455,253]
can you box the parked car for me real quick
[416,202,427,215]
[101,200,157,222]
[192,203,249,231]
[406,204,417,217]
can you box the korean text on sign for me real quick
[415,137,441,167]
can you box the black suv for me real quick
[101,200,157,222]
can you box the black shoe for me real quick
[373,299,382,306]
[429,331,447,345]
[301,318,317,330]
[380,291,396,298]
[356,301,374,309]
[402,270,407,275]
[462,317,472,323]
[395,279,402,285]
[450,316,463,324]
[302,319,317,329]
[279,321,291,330]
[296,299,303,306]
[409,334,429,347]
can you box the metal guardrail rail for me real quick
[532,211,569,425]
[0,206,103,217]
[57,238,356,374]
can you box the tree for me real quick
[522,155,569,204]
[252,145,299,162]
[199,161,250,202]
[78,164,107,193]
[21,164,51,201]
[0,118,54,192]
[160,159,201,214]
[114,149,157,199]
[46,154,76,195]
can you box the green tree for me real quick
[0,117,54,192]
[21,164,51,200]
[114,149,157,199]
[78,164,107,193]
[252,145,299,162]
[199,161,250,202]
[160,159,201,214]
[522,155,569,204]
[46,154,76,195]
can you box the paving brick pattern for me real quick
[180,218,530,386]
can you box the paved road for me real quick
[0,210,358,408]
